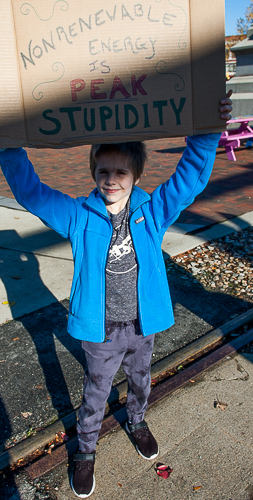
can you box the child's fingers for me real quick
[220,108,232,120]
[220,89,233,105]
[220,104,233,113]
[221,113,232,120]
[220,97,233,120]
[220,99,232,106]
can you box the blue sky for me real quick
[225,0,251,35]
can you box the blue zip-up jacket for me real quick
[0,134,220,341]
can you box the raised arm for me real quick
[0,148,84,239]
[150,134,220,236]
[150,92,233,236]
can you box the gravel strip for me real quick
[167,226,253,301]
[165,226,253,353]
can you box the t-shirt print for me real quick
[107,229,137,274]
[105,201,138,321]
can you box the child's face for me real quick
[95,153,140,213]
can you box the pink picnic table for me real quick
[218,117,253,161]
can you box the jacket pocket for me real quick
[69,274,81,317]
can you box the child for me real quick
[0,93,232,498]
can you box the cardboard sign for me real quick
[0,0,225,148]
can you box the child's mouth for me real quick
[104,189,119,194]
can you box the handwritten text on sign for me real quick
[15,0,190,143]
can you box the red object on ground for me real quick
[156,464,173,479]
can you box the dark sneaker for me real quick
[126,420,159,460]
[71,452,95,498]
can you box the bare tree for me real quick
[237,1,253,34]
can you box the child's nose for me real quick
[106,173,116,184]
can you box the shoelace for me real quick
[134,427,150,439]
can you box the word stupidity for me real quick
[39,98,186,136]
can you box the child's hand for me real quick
[219,90,233,121]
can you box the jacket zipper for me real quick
[98,212,113,342]
[129,211,144,337]
[83,202,113,342]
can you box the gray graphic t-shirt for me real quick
[106,201,138,321]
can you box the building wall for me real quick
[225,35,247,80]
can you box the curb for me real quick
[1,308,252,471]
[162,210,253,257]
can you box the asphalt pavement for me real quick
[0,141,253,499]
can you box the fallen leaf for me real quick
[190,380,195,383]
[155,463,173,479]
[55,432,69,443]
[214,399,228,411]
[118,483,122,487]
[12,338,19,341]
[177,365,183,371]
[21,412,32,418]
[193,486,202,491]
[55,434,63,443]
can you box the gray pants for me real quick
[77,320,155,453]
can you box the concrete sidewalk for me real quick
[8,351,252,500]
[58,352,253,500]
[1,199,253,324]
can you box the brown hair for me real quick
[90,142,147,183]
